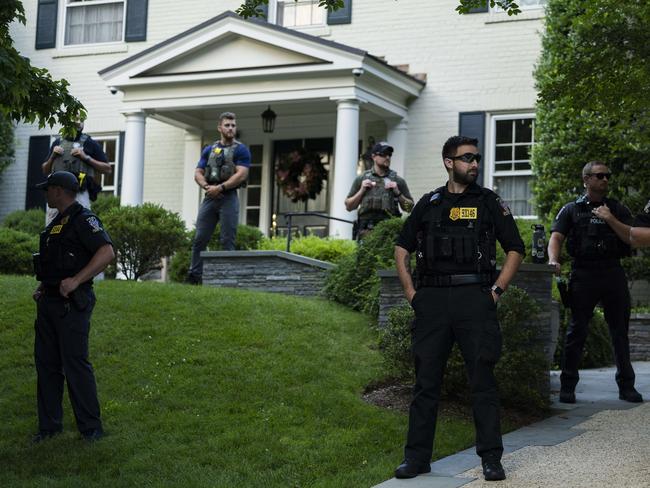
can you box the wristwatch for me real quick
[491,284,504,296]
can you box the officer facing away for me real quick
[345,142,414,239]
[548,161,643,404]
[186,112,251,285]
[393,136,525,481]
[591,197,650,249]
[32,171,115,442]
[42,117,111,226]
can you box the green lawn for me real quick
[0,275,476,488]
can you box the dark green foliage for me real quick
[324,218,403,315]
[0,114,14,180]
[379,286,550,411]
[1,208,45,235]
[260,235,356,263]
[91,193,120,218]
[554,307,613,369]
[0,227,38,275]
[102,203,187,280]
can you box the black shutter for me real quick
[468,1,489,13]
[125,0,148,42]
[327,0,352,25]
[459,111,486,186]
[118,131,125,196]
[25,136,51,210]
[35,0,58,50]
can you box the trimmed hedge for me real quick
[1,208,46,236]
[0,228,39,275]
[259,235,356,263]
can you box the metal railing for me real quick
[283,212,355,252]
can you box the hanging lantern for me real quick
[261,105,277,133]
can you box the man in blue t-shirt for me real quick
[187,112,251,284]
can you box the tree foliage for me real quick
[1,0,84,134]
[533,0,650,220]
[236,0,523,18]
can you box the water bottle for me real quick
[531,224,547,264]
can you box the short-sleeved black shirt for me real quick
[396,183,525,257]
[551,196,633,236]
[39,202,113,284]
[633,199,650,227]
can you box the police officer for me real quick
[345,142,414,239]
[591,198,650,248]
[42,117,112,225]
[548,161,643,404]
[394,136,524,481]
[186,112,251,284]
[32,171,115,442]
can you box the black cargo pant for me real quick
[561,265,635,392]
[34,288,102,433]
[405,284,503,463]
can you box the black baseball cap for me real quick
[371,142,394,155]
[36,171,79,192]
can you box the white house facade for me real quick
[3,0,547,238]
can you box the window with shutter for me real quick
[63,0,125,46]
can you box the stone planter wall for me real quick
[630,313,650,361]
[201,250,333,297]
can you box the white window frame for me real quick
[491,0,547,12]
[93,135,120,195]
[60,0,126,48]
[487,113,537,219]
[269,0,327,29]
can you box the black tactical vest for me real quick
[52,135,94,189]
[205,141,239,184]
[416,187,496,276]
[358,169,400,218]
[565,196,630,260]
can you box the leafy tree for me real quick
[533,0,650,219]
[236,0,523,18]
[1,0,84,133]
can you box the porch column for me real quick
[387,119,409,177]
[330,99,360,239]
[182,130,203,228]
[121,111,147,205]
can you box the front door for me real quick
[272,138,333,237]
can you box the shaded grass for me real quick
[0,275,476,488]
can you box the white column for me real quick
[181,130,203,228]
[329,99,360,239]
[121,112,147,205]
[387,119,409,177]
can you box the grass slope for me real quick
[0,276,475,488]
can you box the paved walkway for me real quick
[374,362,650,488]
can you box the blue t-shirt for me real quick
[196,141,251,169]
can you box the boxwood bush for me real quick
[0,228,39,275]
[1,208,46,236]
[259,235,356,263]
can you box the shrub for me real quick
[0,228,39,275]
[259,235,356,263]
[102,203,188,280]
[2,208,46,235]
[554,307,613,369]
[92,193,120,218]
[378,286,550,411]
[324,218,403,315]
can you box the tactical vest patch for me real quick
[449,207,477,220]
[86,216,102,233]
[50,224,63,235]
[496,197,511,216]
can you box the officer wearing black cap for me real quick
[591,197,650,248]
[393,136,524,481]
[32,171,115,442]
[548,161,643,404]
[345,141,414,239]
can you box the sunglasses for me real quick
[451,152,482,164]
[588,172,612,180]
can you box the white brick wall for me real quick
[2,0,544,225]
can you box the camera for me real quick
[352,68,364,77]
[109,86,118,95]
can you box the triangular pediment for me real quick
[140,34,327,77]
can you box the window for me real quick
[64,0,125,46]
[276,0,326,28]
[243,145,263,227]
[493,0,547,11]
[94,136,120,195]
[490,115,535,217]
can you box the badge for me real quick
[449,207,460,221]
[86,216,103,233]
[50,224,63,234]
[459,207,477,219]
[497,197,511,216]
[213,147,222,154]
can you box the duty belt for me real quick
[572,258,621,270]
[419,273,493,287]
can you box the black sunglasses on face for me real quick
[451,152,482,164]
[588,172,612,180]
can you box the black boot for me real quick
[394,459,431,479]
[559,389,576,403]
[619,388,643,403]
[482,459,506,481]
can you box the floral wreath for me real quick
[276,148,327,202]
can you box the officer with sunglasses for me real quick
[548,161,643,404]
[393,135,524,481]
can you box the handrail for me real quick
[283,212,355,252]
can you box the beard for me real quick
[452,165,478,185]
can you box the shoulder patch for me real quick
[430,192,442,203]
[86,216,103,233]
[496,197,511,216]
[555,205,567,220]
